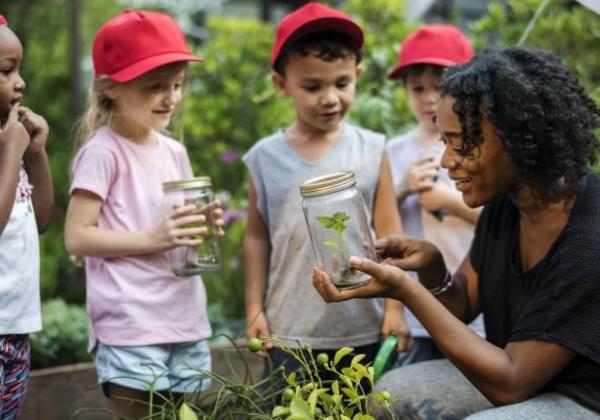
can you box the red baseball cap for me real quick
[93,9,202,83]
[271,2,363,65]
[0,15,8,26]
[388,24,474,80]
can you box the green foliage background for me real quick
[2,0,599,366]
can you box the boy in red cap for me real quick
[64,10,224,417]
[385,24,484,366]
[243,2,408,384]
[0,15,54,418]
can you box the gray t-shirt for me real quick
[243,123,385,349]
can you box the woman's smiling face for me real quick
[436,95,518,208]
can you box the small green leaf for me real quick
[323,239,341,250]
[272,405,291,417]
[286,372,297,386]
[289,397,315,420]
[333,347,354,366]
[331,380,340,396]
[179,402,198,420]
[353,414,376,420]
[342,387,358,400]
[350,354,365,367]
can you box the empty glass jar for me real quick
[300,171,376,289]
[162,177,220,276]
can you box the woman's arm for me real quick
[313,254,575,405]
[243,179,273,351]
[64,189,208,257]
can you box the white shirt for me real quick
[0,165,41,334]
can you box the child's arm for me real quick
[19,106,54,232]
[419,182,481,224]
[243,178,273,353]
[0,105,30,235]
[64,190,207,258]
[373,152,412,351]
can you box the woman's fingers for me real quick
[348,256,393,281]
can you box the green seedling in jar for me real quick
[316,211,355,285]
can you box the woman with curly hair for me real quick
[313,47,600,419]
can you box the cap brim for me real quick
[108,52,203,82]
[388,57,458,80]
[272,17,364,64]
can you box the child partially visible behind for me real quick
[243,2,409,382]
[385,24,484,365]
[64,10,223,418]
[0,15,54,418]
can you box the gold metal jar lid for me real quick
[162,176,212,192]
[299,170,356,197]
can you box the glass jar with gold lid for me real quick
[299,170,376,289]
[162,177,220,276]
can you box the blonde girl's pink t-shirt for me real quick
[70,127,211,350]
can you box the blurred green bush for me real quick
[29,299,91,369]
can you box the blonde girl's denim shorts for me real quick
[94,339,212,395]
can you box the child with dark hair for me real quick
[313,46,600,418]
[0,15,54,418]
[385,24,484,365]
[243,2,408,383]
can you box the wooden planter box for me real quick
[20,342,263,420]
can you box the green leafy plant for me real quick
[317,212,357,285]
[269,341,394,420]
[77,336,395,419]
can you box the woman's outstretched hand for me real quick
[312,257,411,302]
[312,235,446,303]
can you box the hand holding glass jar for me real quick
[162,177,224,276]
[300,171,377,289]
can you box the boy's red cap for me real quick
[93,9,201,83]
[0,15,8,26]
[388,24,474,80]
[271,2,363,65]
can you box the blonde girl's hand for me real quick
[0,103,29,156]
[312,258,412,303]
[204,200,225,236]
[17,106,49,155]
[150,204,208,252]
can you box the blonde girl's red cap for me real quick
[271,2,363,65]
[92,9,202,82]
[388,24,474,80]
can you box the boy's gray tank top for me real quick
[243,123,385,349]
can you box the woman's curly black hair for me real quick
[441,47,600,201]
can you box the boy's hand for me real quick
[246,310,273,356]
[18,106,49,155]
[419,181,454,212]
[0,104,29,157]
[381,307,414,352]
[408,155,439,193]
